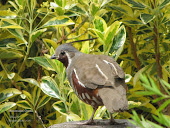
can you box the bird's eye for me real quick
[60,51,65,55]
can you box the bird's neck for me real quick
[59,52,75,68]
[59,52,82,68]
[59,56,69,68]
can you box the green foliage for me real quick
[130,74,170,128]
[0,0,169,127]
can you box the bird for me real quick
[51,42,128,125]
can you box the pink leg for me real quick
[83,107,97,125]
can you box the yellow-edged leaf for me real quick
[0,88,21,103]
[42,16,74,28]
[0,10,17,19]
[37,95,51,109]
[17,100,32,109]
[33,86,41,107]
[0,102,16,114]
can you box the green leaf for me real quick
[0,121,10,128]
[160,79,170,89]
[152,113,170,127]
[8,1,19,10]
[140,13,155,24]
[0,88,21,103]
[94,16,107,32]
[133,66,147,86]
[40,76,60,99]
[111,25,126,59]
[0,10,17,19]
[104,21,121,51]
[44,54,60,72]
[131,110,143,126]
[13,112,29,126]
[37,95,51,109]
[0,49,23,59]
[123,19,143,25]
[42,16,74,28]
[22,91,33,104]
[70,4,86,14]
[148,76,163,96]
[33,86,41,107]
[80,101,93,120]
[20,78,39,87]
[17,100,32,109]
[7,29,27,45]
[135,91,155,95]
[0,19,23,29]
[90,28,104,43]
[123,0,145,9]
[152,97,165,103]
[140,74,150,86]
[15,0,24,6]
[147,120,164,128]
[90,3,99,16]
[67,112,81,121]
[159,0,170,10]
[54,0,62,6]
[31,28,47,43]
[30,56,54,71]
[53,101,67,115]
[43,39,58,49]
[109,5,127,13]
[157,99,170,112]
[81,41,89,54]
[0,102,16,114]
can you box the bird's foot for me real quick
[109,119,126,125]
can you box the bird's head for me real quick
[51,43,80,68]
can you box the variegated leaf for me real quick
[0,102,16,114]
[53,101,67,115]
[17,100,32,109]
[0,10,17,19]
[0,88,21,103]
[42,16,74,28]
[37,95,51,109]
[40,76,60,99]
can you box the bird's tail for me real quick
[98,83,128,113]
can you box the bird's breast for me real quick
[71,70,103,108]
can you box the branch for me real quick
[35,39,48,82]
[56,16,89,44]
[68,37,97,44]
[127,26,141,70]
[35,111,46,128]
[153,24,162,79]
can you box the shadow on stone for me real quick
[48,119,139,128]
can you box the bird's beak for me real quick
[51,54,58,59]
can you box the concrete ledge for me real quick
[48,119,139,128]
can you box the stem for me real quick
[127,27,141,70]
[56,16,89,44]
[15,15,33,82]
[153,24,162,78]
[0,60,20,90]
[32,109,37,128]
[35,111,46,128]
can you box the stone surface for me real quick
[48,119,139,128]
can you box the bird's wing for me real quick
[98,55,125,79]
[73,54,125,89]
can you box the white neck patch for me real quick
[65,52,72,69]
